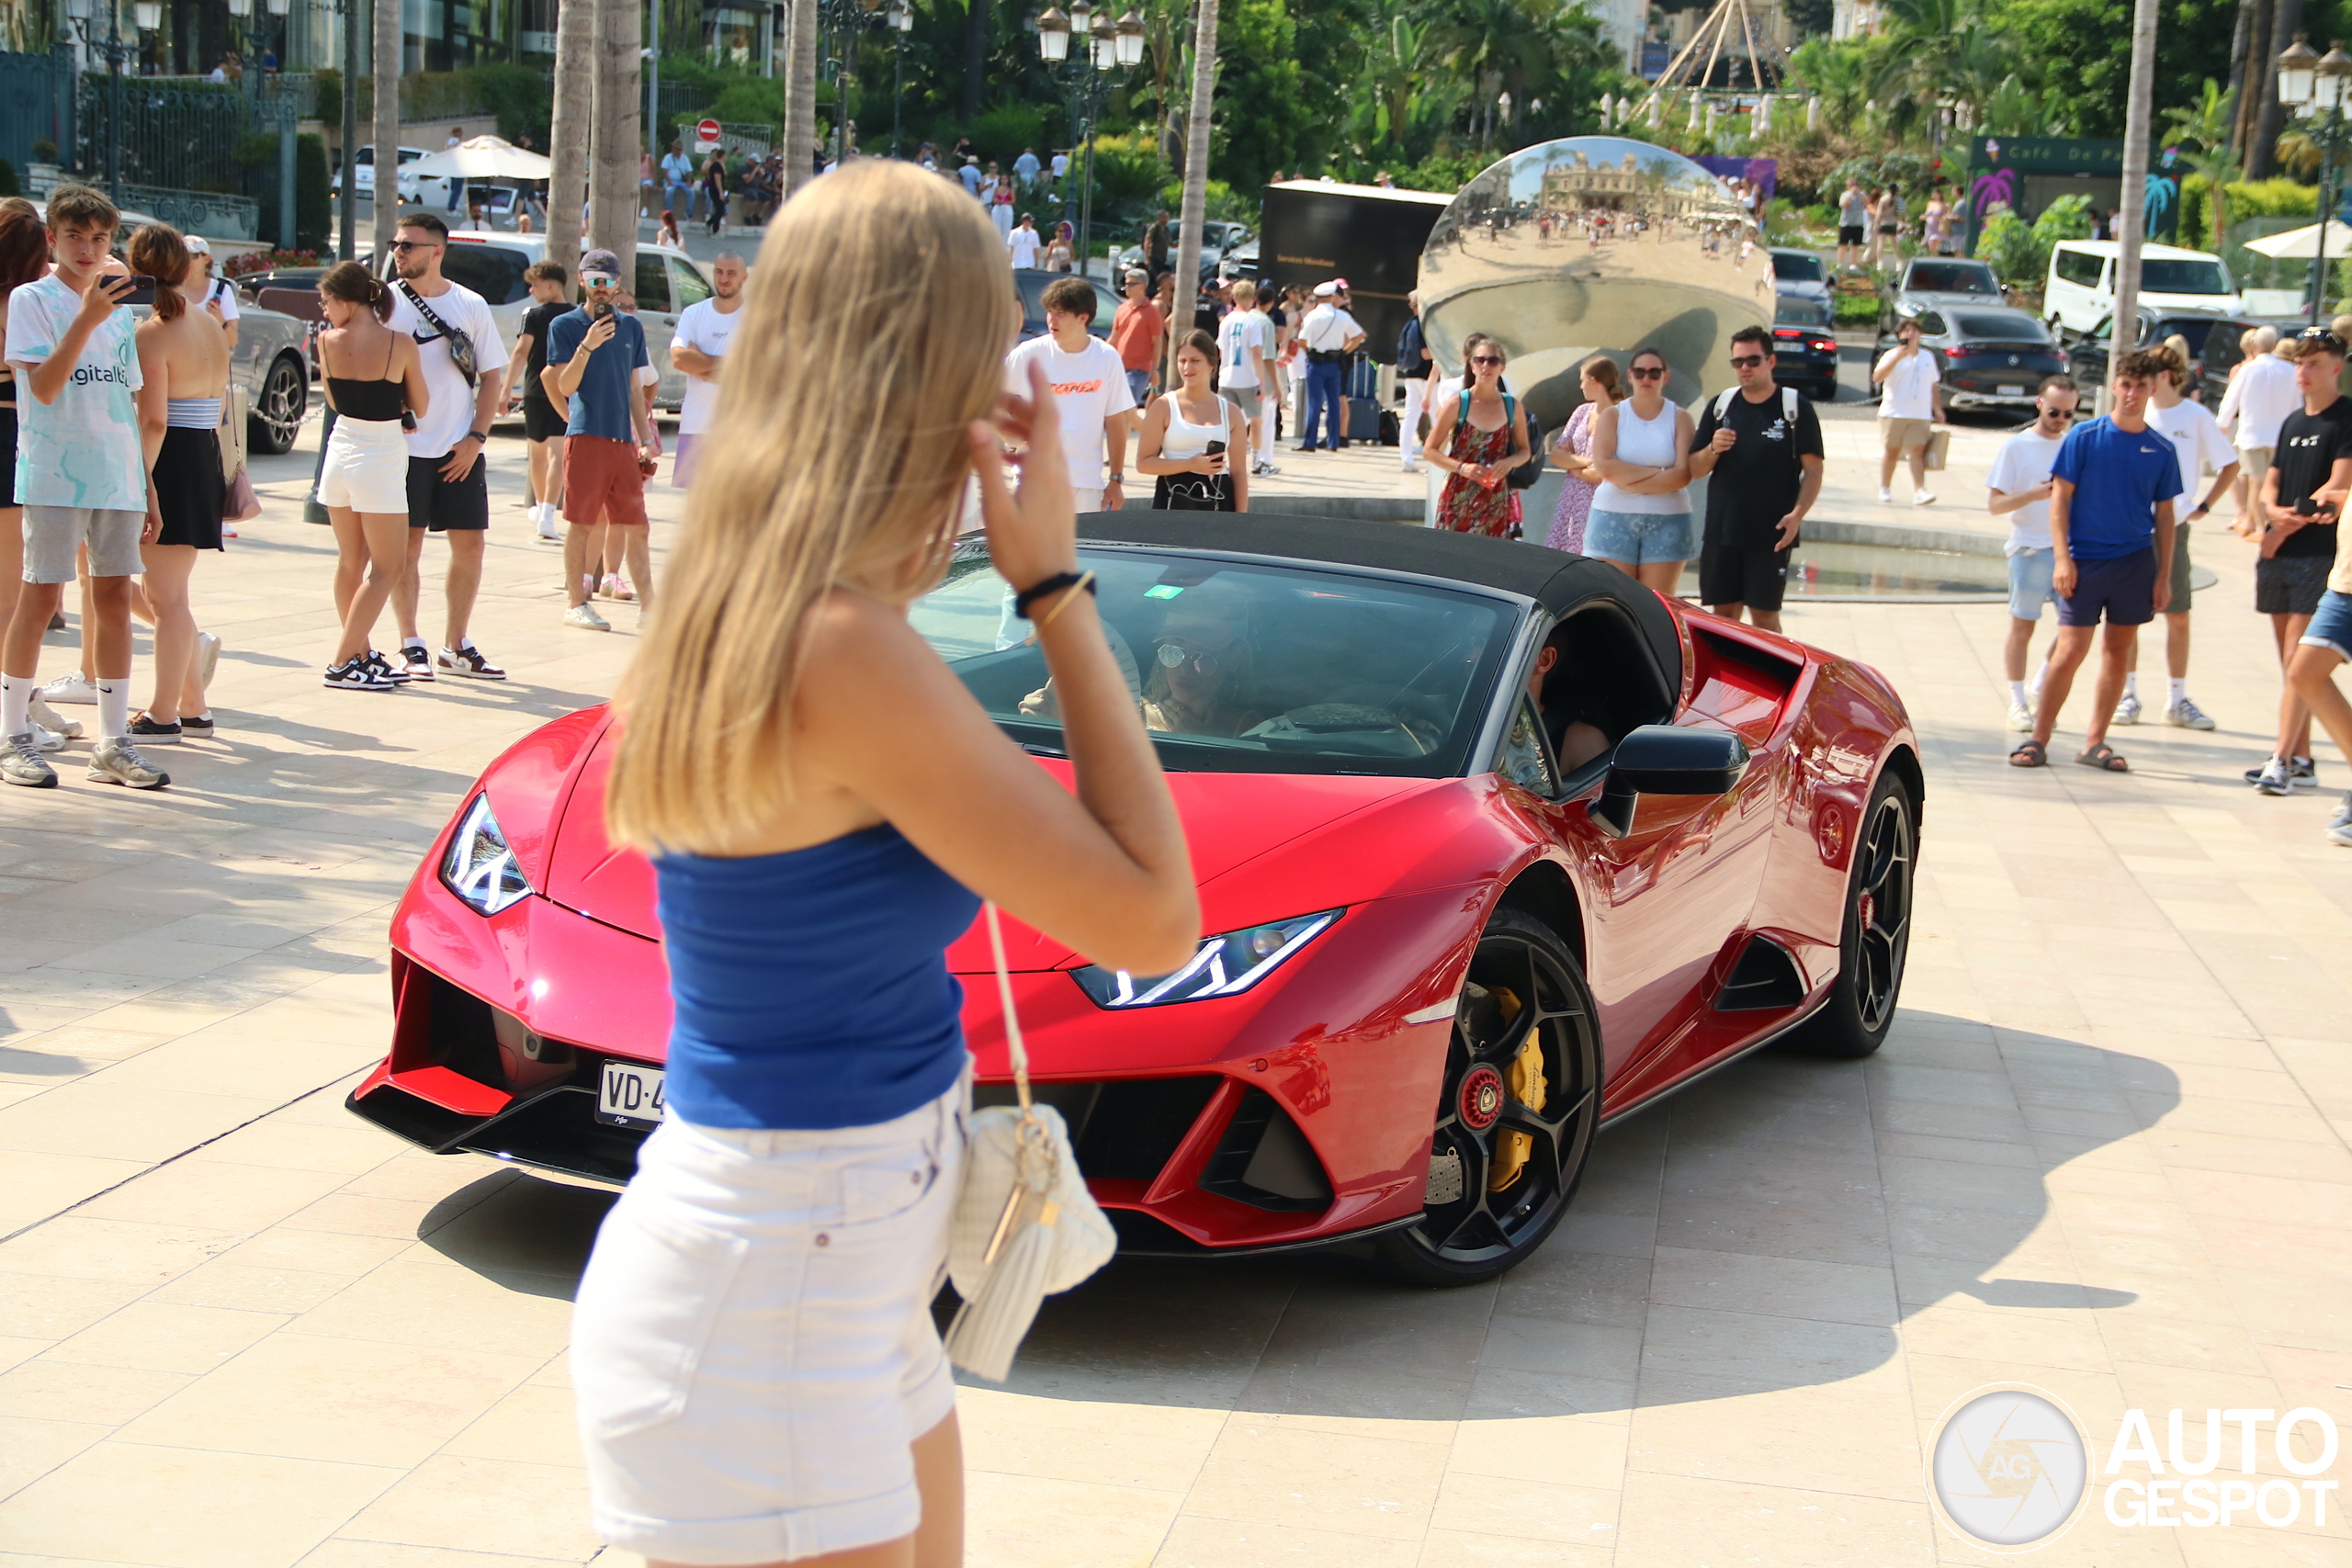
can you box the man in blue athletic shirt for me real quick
[2018,348,2181,772]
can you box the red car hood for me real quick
[538,722,1456,969]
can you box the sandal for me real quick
[2007,739,2046,768]
[2075,743,2129,773]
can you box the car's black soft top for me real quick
[1077,509,1682,694]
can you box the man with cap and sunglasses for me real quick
[2249,324,2352,806]
[1297,279,1364,455]
[544,249,657,634]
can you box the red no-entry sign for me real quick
[696,118,721,143]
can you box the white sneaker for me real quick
[86,737,169,789]
[196,631,221,688]
[2006,700,2034,732]
[564,603,612,631]
[2111,692,2142,726]
[26,721,64,753]
[1,731,56,788]
[535,503,562,543]
[1913,489,1937,506]
[2164,696,2215,730]
[38,672,96,705]
[399,643,435,682]
[2252,757,2294,796]
[1878,486,1894,503]
[27,693,80,739]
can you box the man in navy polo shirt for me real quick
[2018,348,2181,772]
[544,249,656,633]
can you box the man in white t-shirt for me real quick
[382,213,511,682]
[2216,326,2296,532]
[2129,342,2240,730]
[1987,376,2077,732]
[1216,280,1272,475]
[1871,316,1942,505]
[1006,213,1043,269]
[1003,275,1136,513]
[668,252,745,489]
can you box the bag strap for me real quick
[982,902,1033,1113]
[1783,385,1799,422]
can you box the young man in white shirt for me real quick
[2217,325,2297,534]
[668,251,745,491]
[0,186,168,790]
[1006,213,1043,269]
[1216,280,1274,476]
[1871,316,1942,504]
[1987,377,2078,732]
[383,213,511,682]
[1003,275,1135,513]
[2132,343,2239,729]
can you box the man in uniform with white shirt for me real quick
[668,251,744,490]
[384,213,511,682]
[1004,275,1136,513]
[1987,377,2078,731]
[2130,342,2238,729]
[1871,316,1942,504]
[2218,325,2297,535]
[1297,279,1364,454]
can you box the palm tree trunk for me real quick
[2230,0,2268,157]
[1165,0,1220,393]
[548,0,595,276]
[785,0,818,197]
[962,0,990,125]
[2252,0,2301,180]
[592,0,642,283]
[369,0,400,257]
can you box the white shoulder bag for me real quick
[943,902,1119,1382]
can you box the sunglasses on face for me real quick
[1155,640,1225,674]
[1630,365,1666,378]
[582,274,617,288]
[389,239,439,254]
[1470,355,1503,367]
[1729,354,1766,367]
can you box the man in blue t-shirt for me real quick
[2020,348,2182,773]
[544,249,655,632]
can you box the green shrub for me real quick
[472,62,552,148]
[1157,178,1254,225]
[2179,175,2317,246]
[1084,131,1170,221]
[708,78,784,128]
[314,68,342,132]
[974,104,1047,164]
[1974,193,2094,288]
[1834,290,1879,325]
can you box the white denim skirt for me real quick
[312,413,411,515]
[571,1071,967,1565]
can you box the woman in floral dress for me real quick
[1548,355,1623,551]
[1423,333,1531,537]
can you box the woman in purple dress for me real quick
[1548,355,1623,552]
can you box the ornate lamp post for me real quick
[64,0,151,204]
[1037,4,1142,273]
[2278,35,2352,326]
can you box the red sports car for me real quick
[350,513,1921,1283]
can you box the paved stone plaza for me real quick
[0,409,2347,1567]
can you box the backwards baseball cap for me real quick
[579,249,621,283]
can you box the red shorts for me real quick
[563,434,649,528]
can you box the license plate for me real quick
[597,1061,667,1129]
[1996,384,2025,397]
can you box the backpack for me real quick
[1711,385,1802,425]
[1460,389,1547,490]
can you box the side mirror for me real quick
[1589,725,1750,839]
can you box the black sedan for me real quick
[2066,309,2256,401]
[1771,297,1839,402]
[1884,307,2065,415]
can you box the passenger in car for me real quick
[1529,634,1611,773]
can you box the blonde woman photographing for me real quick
[574,161,1198,1568]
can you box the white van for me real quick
[337,146,456,210]
[2044,240,2243,337]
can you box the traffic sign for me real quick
[696,118,721,143]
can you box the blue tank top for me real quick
[653,824,982,1131]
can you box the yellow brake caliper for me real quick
[1484,987,1548,1191]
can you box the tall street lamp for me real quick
[64,0,153,204]
[2278,36,2352,326]
[1037,4,1142,273]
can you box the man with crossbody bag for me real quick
[1689,323,1824,633]
[382,214,511,682]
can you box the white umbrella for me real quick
[405,136,553,181]
[2243,220,2346,259]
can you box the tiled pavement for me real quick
[0,412,2347,1567]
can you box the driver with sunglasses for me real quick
[1140,592,1262,738]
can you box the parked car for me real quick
[1886,306,2067,416]
[1115,220,1253,282]
[337,145,456,210]
[347,512,1922,1282]
[2044,240,2243,338]
[2063,308,2246,396]
[1876,255,2002,339]
[96,264,313,457]
[1768,246,1831,306]
[374,232,717,412]
[1013,269,1120,341]
[1770,296,1839,402]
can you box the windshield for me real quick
[1771,252,1826,283]
[911,544,1514,777]
[1907,262,1998,294]
[1954,311,2050,341]
[1775,299,1831,327]
[2142,259,2231,296]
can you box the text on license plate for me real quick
[1996,384,2026,397]
[598,1062,667,1128]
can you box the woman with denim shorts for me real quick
[573,162,1198,1568]
[1584,345,1695,593]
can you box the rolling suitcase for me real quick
[1347,397,1383,441]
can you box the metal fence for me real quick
[0,48,75,181]
[77,74,250,194]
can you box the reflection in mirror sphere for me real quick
[1419,137,1773,432]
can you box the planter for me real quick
[27,163,60,197]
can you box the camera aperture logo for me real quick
[1928,1385,2090,1551]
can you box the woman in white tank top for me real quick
[1136,328,1250,512]
[1585,345,1696,592]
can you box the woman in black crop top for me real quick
[313,261,430,691]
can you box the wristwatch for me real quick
[469,429,492,445]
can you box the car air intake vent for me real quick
[971,1076,1220,1184]
[424,973,507,1089]
[1716,934,1806,1012]
[1200,1088,1333,1213]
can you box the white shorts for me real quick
[572,1072,967,1565]
[312,413,411,514]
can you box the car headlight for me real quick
[1071,909,1341,1009]
[440,794,534,916]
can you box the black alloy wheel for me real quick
[1797,772,1916,1059]
[249,354,308,456]
[1378,907,1602,1286]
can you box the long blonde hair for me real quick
[605,162,1017,854]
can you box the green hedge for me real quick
[247,133,331,253]
[2178,175,2316,250]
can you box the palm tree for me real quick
[548,0,594,275]
[591,0,641,282]
[370,0,401,258]
[1166,0,1221,391]
[2164,78,2243,249]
